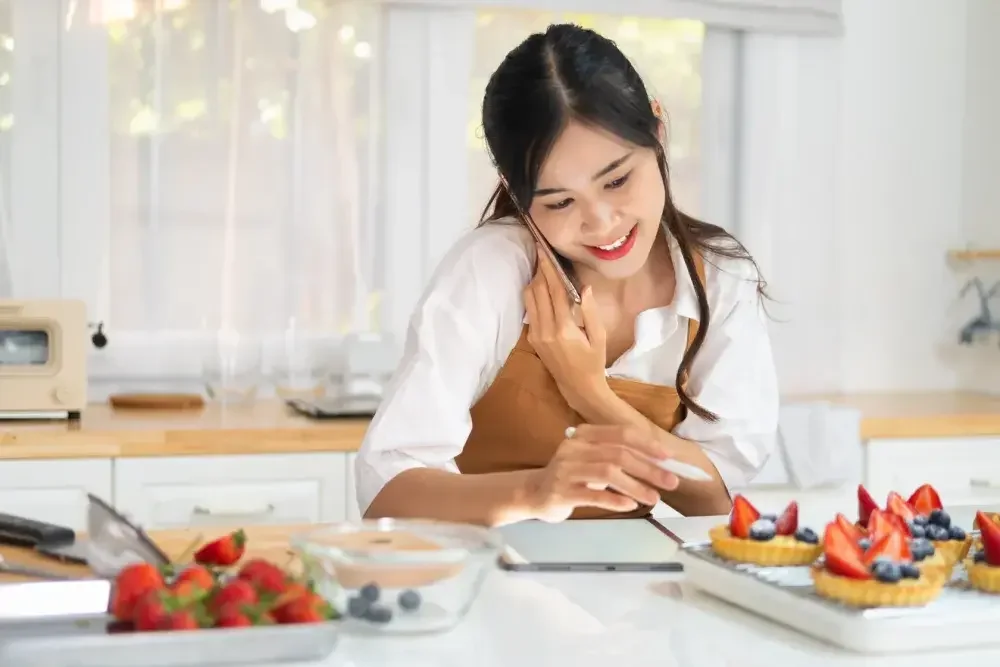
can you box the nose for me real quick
[580,200,621,235]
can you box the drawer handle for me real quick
[191,503,276,518]
[970,478,998,489]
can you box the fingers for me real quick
[561,486,641,514]
[523,284,537,326]
[570,461,661,506]
[527,265,554,337]
[579,286,606,347]
[570,424,673,461]
[536,246,575,328]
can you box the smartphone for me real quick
[501,179,582,304]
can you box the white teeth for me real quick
[597,232,629,251]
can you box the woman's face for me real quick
[527,120,665,282]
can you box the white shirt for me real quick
[355,219,779,515]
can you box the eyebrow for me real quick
[534,151,634,196]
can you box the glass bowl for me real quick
[289,519,503,634]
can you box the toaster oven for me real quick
[0,299,88,420]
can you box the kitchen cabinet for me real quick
[0,458,113,531]
[113,453,349,530]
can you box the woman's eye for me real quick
[544,198,573,211]
[606,172,631,190]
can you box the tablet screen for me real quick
[497,518,682,570]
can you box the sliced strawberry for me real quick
[868,508,911,540]
[774,501,798,536]
[835,513,865,543]
[885,491,917,523]
[976,511,1000,566]
[862,530,911,567]
[728,494,759,539]
[906,483,943,516]
[823,522,871,580]
[857,485,879,527]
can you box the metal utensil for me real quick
[0,555,78,581]
[83,494,171,577]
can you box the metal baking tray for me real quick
[0,579,339,666]
[676,541,1000,654]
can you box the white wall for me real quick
[759,0,999,395]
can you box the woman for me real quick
[355,24,778,526]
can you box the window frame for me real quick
[42,0,742,392]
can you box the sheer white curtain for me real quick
[59,0,380,381]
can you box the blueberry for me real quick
[911,515,929,526]
[926,524,949,542]
[749,519,776,541]
[759,514,778,522]
[948,525,966,541]
[910,538,934,561]
[929,509,951,529]
[347,596,370,618]
[359,583,381,603]
[899,563,921,579]
[794,527,818,544]
[871,560,902,583]
[398,589,422,611]
[908,524,926,539]
[974,550,987,563]
[364,604,393,624]
[858,538,872,551]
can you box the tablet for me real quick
[497,518,683,572]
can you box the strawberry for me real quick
[271,592,332,624]
[109,562,166,622]
[237,559,288,596]
[976,510,1000,566]
[215,600,275,628]
[173,564,215,592]
[886,491,917,523]
[907,484,943,516]
[835,513,865,543]
[169,578,211,606]
[132,590,169,631]
[862,530,911,567]
[867,508,910,540]
[823,522,872,580]
[157,610,202,631]
[194,529,247,567]
[208,579,258,617]
[774,501,798,536]
[857,484,879,527]
[728,494,759,539]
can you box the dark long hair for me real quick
[477,23,767,422]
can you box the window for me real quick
[61,0,381,379]
[465,11,706,224]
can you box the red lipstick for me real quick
[585,224,638,261]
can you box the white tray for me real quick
[676,542,1000,654]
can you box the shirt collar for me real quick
[629,235,700,357]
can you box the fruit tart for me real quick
[709,495,822,566]
[863,509,950,579]
[889,485,971,565]
[965,510,1000,594]
[971,511,1000,552]
[810,520,946,608]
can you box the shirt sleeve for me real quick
[673,259,779,491]
[354,223,533,515]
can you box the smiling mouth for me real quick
[584,224,639,261]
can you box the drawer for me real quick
[0,458,113,531]
[114,453,349,530]
[865,436,1000,507]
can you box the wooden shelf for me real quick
[949,248,1000,261]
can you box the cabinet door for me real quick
[114,453,348,530]
[0,459,114,530]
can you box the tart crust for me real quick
[709,525,822,566]
[965,559,1000,594]
[810,566,946,607]
[930,536,972,565]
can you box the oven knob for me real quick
[52,386,73,405]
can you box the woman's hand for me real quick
[524,424,681,523]
[524,245,609,413]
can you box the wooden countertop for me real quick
[1,392,999,461]
[0,524,310,583]
[0,401,370,460]
[791,391,1000,439]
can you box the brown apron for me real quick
[455,252,707,519]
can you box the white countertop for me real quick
[324,506,1000,667]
